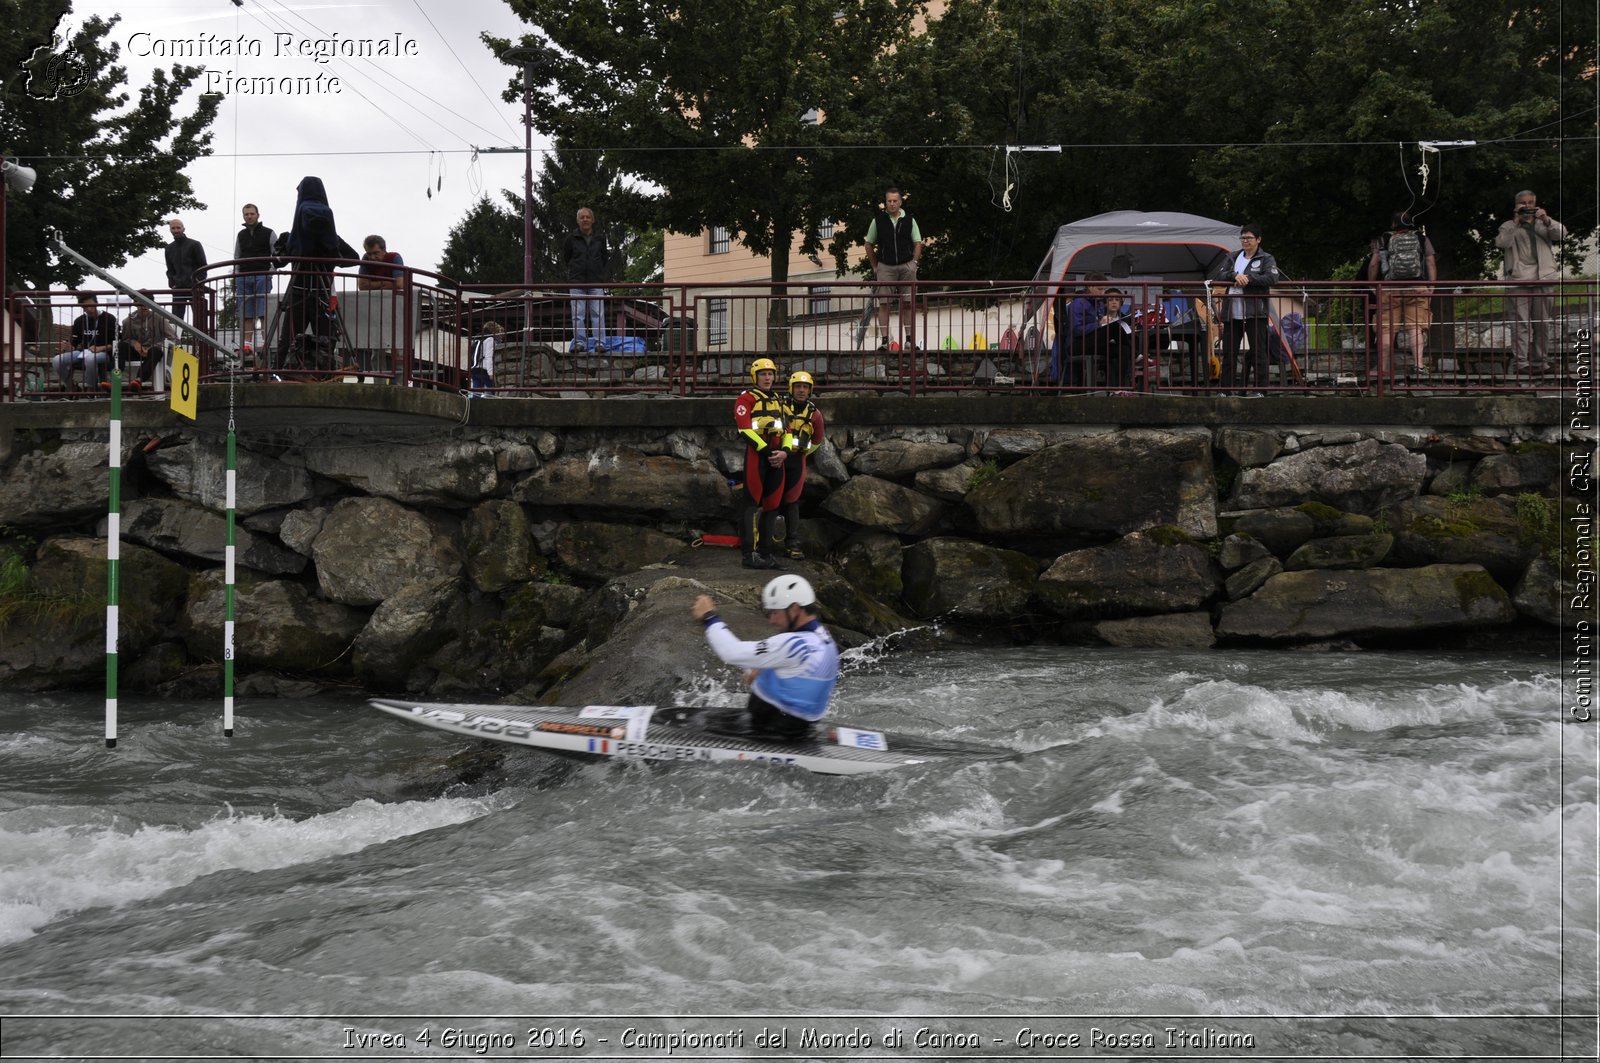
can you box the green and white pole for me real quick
[223,429,236,736]
[105,371,123,748]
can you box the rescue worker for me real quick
[734,357,790,569]
[691,575,840,739]
[779,370,825,560]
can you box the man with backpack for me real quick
[1366,211,1437,381]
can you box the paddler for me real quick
[691,575,840,739]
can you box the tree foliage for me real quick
[486,0,928,288]
[1,1,220,291]
[911,0,1595,281]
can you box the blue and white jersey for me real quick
[702,617,840,721]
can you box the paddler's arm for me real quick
[692,594,774,670]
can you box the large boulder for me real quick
[553,520,689,581]
[352,576,469,691]
[1385,495,1542,584]
[144,439,315,515]
[464,499,533,593]
[118,497,306,575]
[302,439,499,507]
[515,446,731,520]
[0,439,112,527]
[821,475,947,536]
[1229,439,1426,514]
[180,571,367,674]
[850,438,966,479]
[1228,508,1315,556]
[1512,556,1582,627]
[311,497,464,606]
[900,537,1037,621]
[835,531,905,605]
[1469,449,1559,496]
[0,536,190,689]
[964,430,1215,540]
[1034,532,1221,620]
[915,460,986,502]
[1284,533,1394,570]
[1216,564,1516,641]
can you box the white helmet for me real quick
[762,574,816,611]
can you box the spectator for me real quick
[1367,211,1438,380]
[163,218,207,322]
[1208,223,1279,393]
[1494,190,1567,376]
[52,292,116,390]
[1052,273,1107,387]
[563,207,609,351]
[115,291,172,392]
[357,235,406,291]
[469,321,504,391]
[272,176,358,373]
[863,187,922,349]
[232,204,275,359]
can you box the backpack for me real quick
[1383,229,1424,281]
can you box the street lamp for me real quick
[501,45,550,289]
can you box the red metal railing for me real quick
[4,266,1594,401]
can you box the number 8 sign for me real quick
[170,345,199,421]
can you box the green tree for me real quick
[915,0,1595,282]
[1,1,220,291]
[437,192,526,285]
[487,0,927,344]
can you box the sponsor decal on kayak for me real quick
[537,721,627,739]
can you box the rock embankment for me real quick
[0,416,1583,697]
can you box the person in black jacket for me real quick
[163,218,207,322]
[1207,223,1279,393]
[273,176,358,373]
[563,206,609,352]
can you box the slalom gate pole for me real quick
[224,429,236,736]
[105,371,123,748]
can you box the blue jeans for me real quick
[571,288,606,347]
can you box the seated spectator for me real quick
[357,235,405,290]
[1052,272,1108,386]
[116,291,173,391]
[51,292,116,390]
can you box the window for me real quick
[799,107,820,125]
[708,298,729,345]
[816,220,834,240]
[808,287,832,315]
[709,227,730,254]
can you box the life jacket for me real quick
[735,387,787,450]
[784,397,821,453]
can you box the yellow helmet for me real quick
[749,357,777,384]
[788,370,814,390]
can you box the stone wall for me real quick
[0,399,1586,697]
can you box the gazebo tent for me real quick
[1022,210,1304,383]
[1032,209,1239,284]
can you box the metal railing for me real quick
[5,266,1594,401]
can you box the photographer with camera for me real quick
[1494,190,1566,376]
